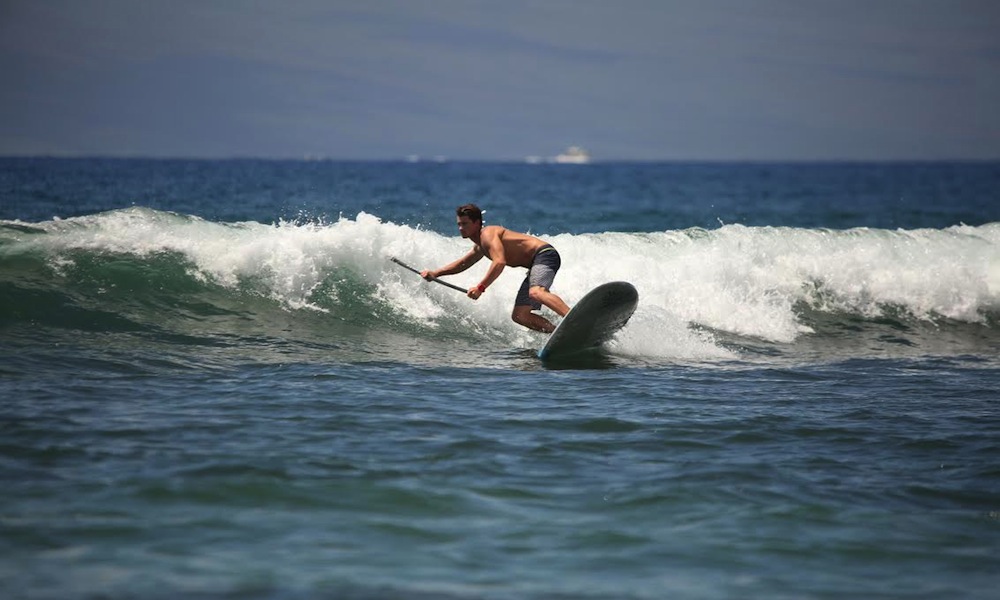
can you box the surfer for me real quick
[421,204,571,333]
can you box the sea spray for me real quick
[3,209,998,361]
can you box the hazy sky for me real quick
[2,0,999,160]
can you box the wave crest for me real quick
[2,208,997,361]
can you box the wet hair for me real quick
[455,203,482,223]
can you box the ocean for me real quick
[1,158,998,599]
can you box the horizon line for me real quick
[2,154,999,165]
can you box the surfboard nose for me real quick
[538,281,638,360]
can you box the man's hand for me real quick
[467,286,482,300]
[420,269,436,281]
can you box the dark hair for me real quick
[455,203,482,223]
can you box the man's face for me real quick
[456,215,479,239]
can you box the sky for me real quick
[1,0,999,161]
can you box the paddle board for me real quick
[538,281,638,360]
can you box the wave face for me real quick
[2,207,998,364]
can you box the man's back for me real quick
[479,226,549,268]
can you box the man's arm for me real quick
[421,247,483,280]
[469,228,506,298]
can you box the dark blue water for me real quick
[5,159,998,231]
[2,158,999,599]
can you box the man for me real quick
[421,204,570,333]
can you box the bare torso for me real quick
[476,226,549,268]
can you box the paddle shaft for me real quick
[390,257,467,293]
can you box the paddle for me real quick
[390,257,467,293]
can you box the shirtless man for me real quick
[421,204,571,333]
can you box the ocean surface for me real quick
[2,158,999,599]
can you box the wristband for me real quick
[476,283,487,293]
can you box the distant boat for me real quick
[553,146,591,164]
[404,155,448,163]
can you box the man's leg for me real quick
[528,286,570,317]
[512,305,556,333]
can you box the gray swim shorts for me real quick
[514,245,561,309]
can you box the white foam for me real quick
[16,208,1000,359]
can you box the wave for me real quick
[2,207,998,363]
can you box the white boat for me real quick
[553,146,590,164]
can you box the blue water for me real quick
[2,158,999,599]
